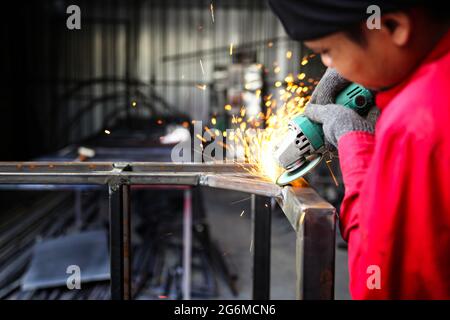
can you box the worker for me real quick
[269,0,450,299]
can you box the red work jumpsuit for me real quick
[338,31,450,299]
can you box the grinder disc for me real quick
[276,154,323,186]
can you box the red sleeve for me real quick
[337,131,379,299]
[338,123,450,299]
[337,131,375,242]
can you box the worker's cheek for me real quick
[330,51,368,85]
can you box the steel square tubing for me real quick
[0,162,335,300]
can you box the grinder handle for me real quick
[335,83,374,116]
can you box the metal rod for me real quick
[252,195,271,300]
[276,187,336,300]
[182,188,192,300]
[108,183,131,300]
[296,208,335,300]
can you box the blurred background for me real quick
[0,0,348,300]
[1,0,328,160]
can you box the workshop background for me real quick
[0,0,349,299]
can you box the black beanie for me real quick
[268,0,425,41]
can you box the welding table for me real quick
[0,162,336,300]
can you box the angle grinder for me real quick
[274,83,374,185]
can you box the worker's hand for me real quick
[309,68,351,105]
[305,67,380,148]
[304,103,375,148]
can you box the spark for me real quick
[229,43,233,56]
[301,58,309,66]
[196,134,207,143]
[131,101,137,107]
[205,126,214,137]
[210,2,215,23]
[326,159,339,187]
[233,87,309,182]
[196,84,207,91]
[211,117,216,125]
[286,50,292,59]
[104,129,111,135]
[218,62,313,183]
[157,119,163,125]
[217,141,229,150]
[267,41,273,48]
[240,210,245,217]
[284,74,294,83]
[199,59,205,75]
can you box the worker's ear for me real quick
[380,12,412,47]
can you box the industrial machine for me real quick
[275,83,374,185]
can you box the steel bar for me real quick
[0,162,251,173]
[182,189,192,300]
[277,187,336,299]
[108,183,131,300]
[0,162,251,186]
[252,195,271,300]
[199,174,282,198]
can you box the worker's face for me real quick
[304,12,421,90]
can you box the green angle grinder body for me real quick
[276,83,374,186]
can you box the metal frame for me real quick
[0,162,336,300]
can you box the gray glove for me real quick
[305,104,375,148]
[309,68,351,105]
[305,68,379,148]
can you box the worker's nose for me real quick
[321,54,333,68]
